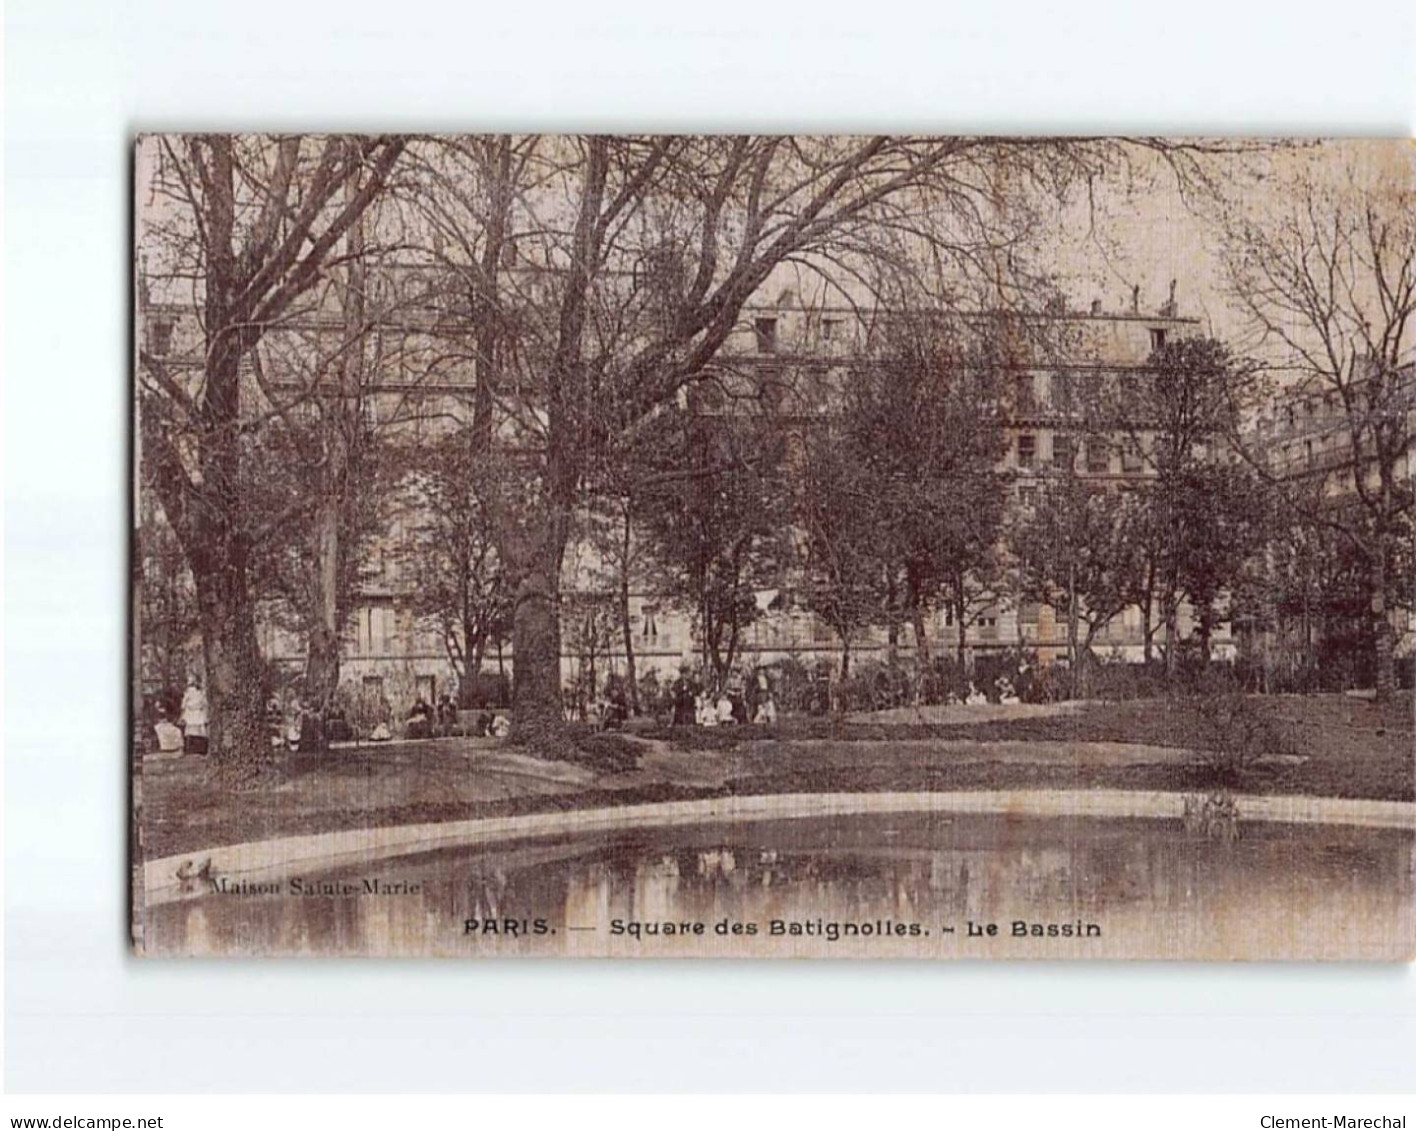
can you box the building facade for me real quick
[137,264,1229,710]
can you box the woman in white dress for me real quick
[180,675,209,755]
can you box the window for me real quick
[359,605,393,655]
[148,316,175,357]
[641,604,660,640]
[820,317,841,342]
[1087,438,1110,474]
[754,317,778,354]
[1052,433,1074,470]
[1015,374,1036,415]
[1149,328,1167,352]
[1017,433,1036,469]
[1051,372,1072,414]
[1019,486,1039,509]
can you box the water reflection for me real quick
[142,814,1414,959]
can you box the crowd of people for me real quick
[145,658,1031,759]
[143,674,517,758]
[666,666,778,728]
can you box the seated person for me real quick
[406,696,433,740]
[323,702,352,744]
[153,711,184,756]
[298,708,325,753]
[715,692,735,726]
[602,690,629,731]
[696,693,718,727]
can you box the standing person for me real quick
[754,670,777,725]
[180,674,209,755]
[729,681,749,725]
[671,666,696,727]
[436,692,457,736]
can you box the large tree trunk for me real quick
[908,568,932,665]
[303,177,365,737]
[507,137,607,750]
[509,552,566,746]
[1371,548,1396,703]
[618,506,640,712]
[884,570,900,665]
[1196,601,1215,663]
[192,545,268,766]
[1140,567,1155,664]
[1067,562,1080,699]
[303,499,342,731]
[955,596,967,672]
[1162,589,1179,680]
[911,604,932,666]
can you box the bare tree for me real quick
[408,135,1236,747]
[1010,476,1138,696]
[387,432,517,708]
[137,134,406,765]
[1222,153,1416,699]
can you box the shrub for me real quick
[567,730,642,774]
[765,656,827,714]
[837,659,917,712]
[1087,659,1169,702]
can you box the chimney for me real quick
[1159,278,1177,318]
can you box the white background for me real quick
[5,0,1416,1095]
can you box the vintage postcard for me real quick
[131,135,1415,959]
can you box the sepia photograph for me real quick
[129,134,1416,960]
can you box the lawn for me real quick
[136,692,1414,859]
